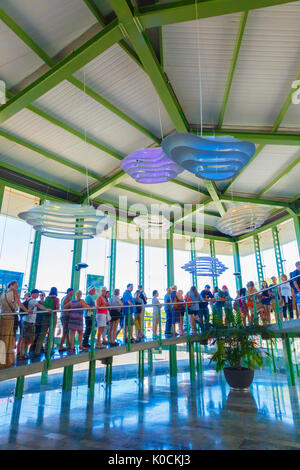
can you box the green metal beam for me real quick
[110,0,225,215]
[138,229,145,286]
[293,215,300,257]
[83,0,142,67]
[253,234,264,284]
[137,0,300,29]
[218,12,248,129]
[258,156,300,198]
[166,226,174,287]
[209,240,218,288]
[0,185,4,212]
[0,159,81,198]
[28,231,42,291]
[190,237,197,287]
[191,129,300,146]
[1,8,158,145]
[220,194,291,208]
[0,20,122,124]
[71,239,83,291]
[109,223,117,293]
[0,129,101,181]
[205,181,226,216]
[232,241,242,291]
[272,226,284,277]
[87,171,127,198]
[224,56,300,195]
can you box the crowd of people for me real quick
[0,262,299,369]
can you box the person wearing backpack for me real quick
[186,286,201,334]
[17,289,52,360]
[33,287,59,355]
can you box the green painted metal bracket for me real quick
[204,181,226,216]
[83,0,143,68]
[88,171,127,198]
[218,11,248,129]
[0,20,122,124]
[272,226,284,277]
[28,231,42,291]
[137,0,299,29]
[220,194,291,209]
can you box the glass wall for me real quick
[80,234,111,294]
[215,241,236,296]
[115,240,139,295]
[144,242,167,300]
[239,238,258,288]
[173,235,192,293]
[36,236,74,295]
[0,187,37,296]
[278,219,298,276]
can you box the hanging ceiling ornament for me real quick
[133,214,171,235]
[181,256,228,277]
[120,148,183,184]
[18,200,115,240]
[215,204,269,237]
[161,133,256,181]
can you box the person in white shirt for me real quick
[152,290,161,337]
[279,274,294,320]
[18,289,52,360]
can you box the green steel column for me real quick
[148,348,153,372]
[28,231,42,291]
[0,184,4,210]
[188,342,196,382]
[138,350,145,381]
[169,344,177,377]
[109,223,117,294]
[62,365,74,391]
[272,226,284,277]
[209,240,218,288]
[166,227,174,287]
[293,215,300,257]
[15,376,24,399]
[138,229,144,286]
[253,234,264,284]
[71,239,83,291]
[190,238,197,287]
[232,242,242,291]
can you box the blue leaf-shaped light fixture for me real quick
[161,133,256,181]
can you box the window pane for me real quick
[80,235,111,294]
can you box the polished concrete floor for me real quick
[1,357,300,450]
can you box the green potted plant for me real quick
[202,308,272,390]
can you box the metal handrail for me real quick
[0,274,298,317]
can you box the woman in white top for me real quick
[279,274,294,320]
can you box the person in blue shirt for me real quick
[164,287,172,336]
[82,285,96,348]
[199,284,213,329]
[215,285,232,322]
[121,284,137,343]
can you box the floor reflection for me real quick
[0,367,300,449]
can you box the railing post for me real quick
[185,303,190,339]
[148,348,153,372]
[158,306,162,347]
[127,307,131,352]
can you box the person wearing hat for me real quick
[59,288,74,352]
[82,285,96,348]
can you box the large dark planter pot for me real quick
[223,367,254,390]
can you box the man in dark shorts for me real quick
[83,286,96,348]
